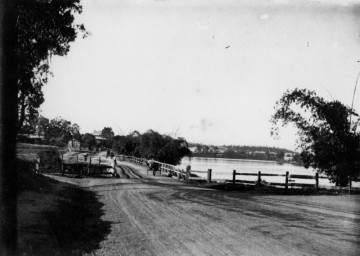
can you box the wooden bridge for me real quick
[61,153,117,177]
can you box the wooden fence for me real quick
[60,153,115,176]
[117,155,359,192]
[226,170,321,191]
[118,155,195,180]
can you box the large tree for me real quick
[271,88,360,186]
[81,133,96,150]
[43,117,80,147]
[112,130,192,165]
[101,127,115,140]
[16,0,87,129]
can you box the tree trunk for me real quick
[17,93,26,130]
[0,1,19,255]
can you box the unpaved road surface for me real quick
[48,162,360,256]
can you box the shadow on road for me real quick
[44,186,112,256]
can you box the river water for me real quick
[179,157,359,187]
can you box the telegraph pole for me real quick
[349,61,360,127]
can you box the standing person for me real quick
[185,164,191,180]
[152,161,159,176]
[34,158,40,173]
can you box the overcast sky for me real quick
[41,0,360,150]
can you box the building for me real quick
[284,153,295,161]
[68,139,81,150]
[188,146,198,153]
[218,146,227,154]
[92,130,106,144]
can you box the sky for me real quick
[41,0,360,151]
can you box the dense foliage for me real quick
[112,130,192,165]
[19,116,192,165]
[271,88,360,186]
[81,133,96,150]
[19,116,81,147]
[17,0,87,130]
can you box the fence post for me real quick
[114,159,117,167]
[35,157,40,173]
[88,157,92,176]
[61,160,64,176]
[99,157,101,164]
[315,172,319,192]
[257,171,261,186]
[233,170,236,185]
[285,171,289,190]
[207,169,212,183]
[349,177,352,195]
[186,169,190,181]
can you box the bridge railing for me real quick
[117,155,190,180]
[62,153,114,167]
[116,155,359,192]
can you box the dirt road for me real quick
[48,162,360,256]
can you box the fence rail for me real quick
[118,155,358,193]
[59,153,116,176]
[226,170,321,190]
[118,155,197,181]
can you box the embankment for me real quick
[17,160,112,256]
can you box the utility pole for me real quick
[349,61,360,127]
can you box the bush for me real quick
[38,149,62,172]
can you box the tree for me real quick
[101,127,115,148]
[43,117,80,147]
[101,127,115,140]
[112,130,191,165]
[271,88,360,186]
[16,0,87,130]
[34,115,50,136]
[1,1,18,253]
[81,133,96,150]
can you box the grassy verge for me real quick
[204,182,359,195]
[16,147,112,255]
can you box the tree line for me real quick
[18,116,192,166]
[189,143,296,162]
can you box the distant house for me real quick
[92,130,106,144]
[284,153,295,161]
[188,146,198,153]
[17,133,44,143]
[68,139,81,150]
[218,146,227,154]
[18,134,44,140]
[209,146,217,153]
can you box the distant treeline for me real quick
[189,143,302,164]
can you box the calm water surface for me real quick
[178,157,345,187]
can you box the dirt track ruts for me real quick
[48,161,360,256]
